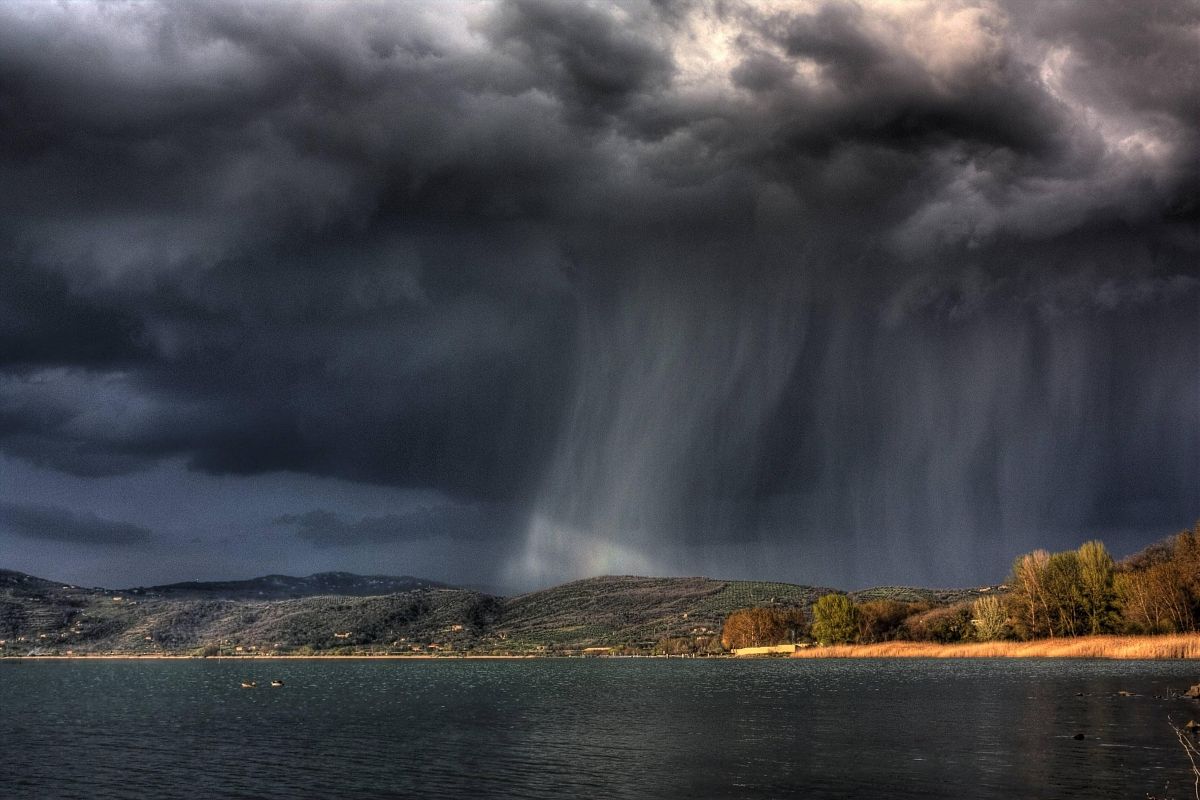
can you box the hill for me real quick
[0,569,70,593]
[130,572,449,600]
[495,575,834,650]
[0,569,492,655]
[1,568,994,655]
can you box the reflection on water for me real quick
[1,659,1198,799]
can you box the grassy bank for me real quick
[792,634,1200,659]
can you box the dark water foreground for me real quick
[2,658,1199,799]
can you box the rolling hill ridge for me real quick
[0,569,988,655]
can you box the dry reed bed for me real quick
[792,634,1200,659]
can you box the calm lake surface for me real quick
[2,658,1199,799]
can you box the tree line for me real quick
[721,521,1200,647]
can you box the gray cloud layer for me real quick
[0,502,152,546]
[0,1,1196,586]
[276,504,513,548]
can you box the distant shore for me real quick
[1,654,540,661]
[791,634,1200,660]
[7,634,1200,660]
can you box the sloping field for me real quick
[848,585,1004,605]
[496,576,832,648]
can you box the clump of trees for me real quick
[1114,523,1200,634]
[1008,541,1119,638]
[855,600,925,643]
[720,607,807,649]
[721,521,1200,649]
[1009,527,1200,639]
[655,636,725,656]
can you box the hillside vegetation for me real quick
[0,570,501,655]
[0,571,835,656]
[495,576,832,651]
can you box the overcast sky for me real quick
[1,0,1197,593]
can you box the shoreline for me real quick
[791,634,1200,660]
[0,654,540,661]
[5,634,1200,661]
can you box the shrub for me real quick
[856,600,927,643]
[901,604,973,643]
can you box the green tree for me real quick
[811,594,859,645]
[1043,550,1084,636]
[1077,540,1116,635]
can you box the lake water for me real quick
[2,658,1199,799]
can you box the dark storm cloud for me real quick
[275,503,515,548]
[489,0,675,124]
[758,7,1067,159]
[0,260,147,370]
[0,501,152,546]
[0,1,1196,586]
[0,0,584,495]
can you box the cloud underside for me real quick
[0,0,1196,572]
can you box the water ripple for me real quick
[2,659,1198,798]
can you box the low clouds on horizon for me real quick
[275,504,514,548]
[0,0,1197,587]
[0,501,152,546]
